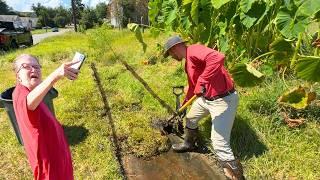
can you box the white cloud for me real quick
[4,0,65,12]
[4,0,108,12]
[82,0,108,8]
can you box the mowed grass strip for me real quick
[0,27,319,179]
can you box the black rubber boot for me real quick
[220,159,245,180]
[172,127,198,152]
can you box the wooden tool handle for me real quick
[177,95,197,113]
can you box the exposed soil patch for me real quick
[123,134,226,180]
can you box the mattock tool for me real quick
[152,90,197,136]
[173,86,185,134]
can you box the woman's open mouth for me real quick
[30,75,38,79]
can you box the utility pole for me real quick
[71,0,77,32]
[141,16,144,33]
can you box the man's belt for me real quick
[205,88,235,101]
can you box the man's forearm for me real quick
[27,73,57,111]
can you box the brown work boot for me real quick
[220,159,245,180]
[172,127,198,152]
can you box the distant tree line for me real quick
[0,0,149,30]
[78,2,108,30]
[32,2,108,29]
[0,0,15,15]
[0,0,108,30]
[31,3,72,28]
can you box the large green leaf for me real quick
[218,36,229,53]
[278,86,317,109]
[127,23,147,52]
[181,16,192,31]
[148,0,162,24]
[269,37,294,63]
[255,0,274,26]
[295,56,320,82]
[217,21,227,36]
[183,0,193,5]
[198,0,213,28]
[240,14,256,28]
[275,0,320,39]
[230,63,264,87]
[211,0,230,9]
[296,0,320,17]
[239,0,265,28]
[283,0,294,11]
[275,9,310,39]
[162,0,179,27]
[293,0,304,7]
[191,0,199,25]
[269,37,294,52]
[216,21,228,52]
[239,0,256,13]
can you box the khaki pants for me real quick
[186,91,239,161]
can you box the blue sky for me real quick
[4,0,108,12]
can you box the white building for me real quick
[20,17,39,29]
[0,15,38,30]
[108,0,123,27]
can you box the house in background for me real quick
[108,0,123,27]
[0,15,38,30]
[0,15,23,28]
[20,17,39,30]
[107,0,148,28]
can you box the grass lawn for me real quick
[0,27,319,179]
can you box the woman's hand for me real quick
[53,61,80,81]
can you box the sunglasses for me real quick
[16,63,42,73]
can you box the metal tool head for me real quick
[151,115,184,136]
[173,86,184,96]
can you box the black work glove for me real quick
[201,86,206,94]
[179,108,187,118]
[195,85,206,96]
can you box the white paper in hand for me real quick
[71,52,86,70]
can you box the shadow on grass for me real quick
[91,63,126,179]
[231,115,268,160]
[63,125,89,146]
[199,115,268,160]
[120,60,175,114]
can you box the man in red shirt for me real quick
[12,54,79,180]
[164,36,244,180]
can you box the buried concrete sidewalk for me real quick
[123,134,226,180]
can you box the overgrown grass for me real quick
[0,31,121,179]
[0,27,319,179]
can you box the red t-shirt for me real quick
[184,44,234,102]
[13,84,73,180]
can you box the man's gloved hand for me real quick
[194,85,206,96]
[179,108,187,118]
